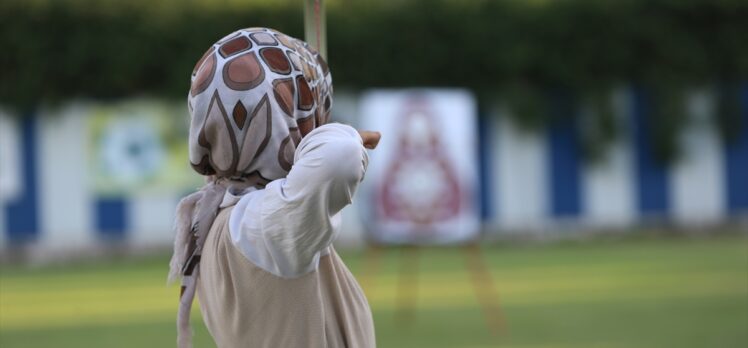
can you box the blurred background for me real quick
[0,0,746,347]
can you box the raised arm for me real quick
[229,123,371,278]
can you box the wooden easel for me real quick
[360,241,506,335]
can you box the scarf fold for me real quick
[168,177,262,348]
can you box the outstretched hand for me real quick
[358,130,381,150]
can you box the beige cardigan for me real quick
[197,207,376,348]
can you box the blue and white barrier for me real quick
[1,86,746,254]
[482,87,748,231]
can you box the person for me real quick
[168,28,380,348]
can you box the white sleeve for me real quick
[228,123,368,278]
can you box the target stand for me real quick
[359,241,506,336]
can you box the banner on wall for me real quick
[87,100,202,196]
[359,89,481,245]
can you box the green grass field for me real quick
[1,236,747,347]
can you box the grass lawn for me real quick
[1,235,746,347]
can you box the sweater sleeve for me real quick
[228,123,368,278]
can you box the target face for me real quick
[360,89,481,245]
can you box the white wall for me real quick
[37,104,95,251]
[582,88,636,228]
[670,89,726,226]
[0,111,21,249]
[492,103,549,230]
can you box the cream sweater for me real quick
[196,124,375,347]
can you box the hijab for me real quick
[168,27,332,348]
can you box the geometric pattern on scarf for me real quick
[188,27,333,183]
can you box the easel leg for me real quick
[395,245,419,325]
[464,243,506,335]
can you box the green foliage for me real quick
[1,0,746,162]
[716,81,745,145]
[0,1,304,108]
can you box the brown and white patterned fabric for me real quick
[188,27,333,179]
[168,28,332,348]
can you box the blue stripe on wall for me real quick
[725,84,748,213]
[95,197,128,240]
[631,88,669,216]
[5,115,39,243]
[548,96,582,217]
[477,111,493,220]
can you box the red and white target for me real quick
[360,89,481,245]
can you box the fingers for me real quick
[359,130,381,149]
[365,132,381,149]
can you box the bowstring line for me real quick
[315,0,321,55]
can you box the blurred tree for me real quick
[1,0,746,163]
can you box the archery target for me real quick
[360,89,481,244]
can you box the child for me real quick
[169,28,380,348]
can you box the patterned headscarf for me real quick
[168,28,332,348]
